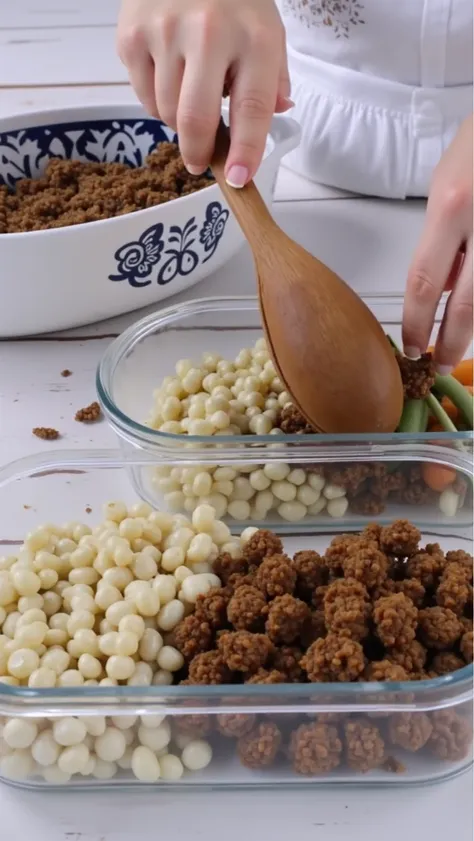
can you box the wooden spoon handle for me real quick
[211,120,277,247]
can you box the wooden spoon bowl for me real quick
[211,122,404,434]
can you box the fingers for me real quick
[175,40,228,173]
[117,25,158,117]
[226,36,281,186]
[434,241,473,372]
[402,207,463,359]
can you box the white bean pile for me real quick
[148,339,348,523]
[0,501,241,784]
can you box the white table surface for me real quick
[0,2,472,839]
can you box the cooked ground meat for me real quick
[324,579,371,641]
[373,593,418,648]
[364,660,409,682]
[187,650,232,685]
[216,713,256,738]
[195,587,230,630]
[237,722,282,769]
[218,630,274,673]
[302,635,366,683]
[242,530,283,566]
[344,719,386,772]
[254,554,297,598]
[428,710,473,761]
[271,646,305,682]
[380,520,421,557]
[388,713,433,752]
[227,585,268,631]
[292,550,328,600]
[342,546,389,590]
[174,614,213,660]
[418,607,463,650]
[460,631,473,663]
[289,722,342,775]
[213,552,249,584]
[430,652,465,676]
[386,640,427,674]
[265,595,311,645]
[396,352,436,399]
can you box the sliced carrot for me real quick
[451,358,473,387]
[440,395,460,421]
[427,421,445,432]
[421,462,456,492]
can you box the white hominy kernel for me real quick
[181,740,213,771]
[8,648,39,679]
[99,631,119,657]
[0,750,35,780]
[327,497,349,518]
[272,481,297,502]
[80,756,97,776]
[41,648,70,675]
[3,612,21,638]
[296,485,320,507]
[28,667,57,688]
[135,588,161,617]
[25,527,51,552]
[41,763,71,784]
[78,716,107,737]
[78,654,102,679]
[249,470,271,492]
[192,504,216,533]
[92,758,118,780]
[99,678,117,687]
[138,720,171,752]
[32,731,61,767]
[164,491,187,513]
[230,477,254,502]
[127,662,154,686]
[58,670,84,687]
[115,631,139,657]
[102,567,134,591]
[11,569,41,597]
[181,573,220,604]
[439,488,460,517]
[58,744,90,775]
[17,594,44,614]
[124,580,150,601]
[157,646,184,672]
[174,565,193,586]
[157,600,185,631]
[69,546,94,569]
[95,728,127,762]
[103,502,128,523]
[106,600,137,627]
[119,614,146,638]
[161,547,185,572]
[323,484,346,500]
[263,463,290,482]
[67,610,95,637]
[14,621,48,648]
[53,718,87,747]
[109,715,137,731]
[70,593,97,614]
[240,527,259,545]
[152,669,173,686]
[106,655,136,681]
[139,628,163,662]
[186,533,213,564]
[132,746,161,782]
[3,718,38,749]
[227,500,251,521]
[69,568,99,586]
[131,554,158,581]
[160,753,184,780]
[278,501,308,523]
[152,575,177,604]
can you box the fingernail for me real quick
[436,365,452,376]
[283,97,295,108]
[226,165,248,188]
[404,347,421,360]
[186,164,206,176]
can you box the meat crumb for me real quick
[75,401,102,423]
[32,426,60,440]
[60,369,73,377]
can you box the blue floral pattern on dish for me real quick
[109,224,165,287]
[199,201,230,263]
[158,218,199,285]
[0,119,177,189]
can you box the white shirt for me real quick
[277,0,473,197]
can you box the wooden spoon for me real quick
[211,121,404,433]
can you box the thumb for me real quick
[275,36,293,112]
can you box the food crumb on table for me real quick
[32,426,60,440]
[75,401,102,423]
[60,369,73,377]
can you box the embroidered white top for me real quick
[277,0,473,197]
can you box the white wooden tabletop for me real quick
[0,2,472,839]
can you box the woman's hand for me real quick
[403,114,473,373]
[117,0,290,185]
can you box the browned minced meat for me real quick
[265,595,311,645]
[213,552,248,584]
[289,722,342,775]
[349,493,387,517]
[226,572,257,594]
[383,756,407,774]
[428,710,473,761]
[364,660,408,682]
[362,523,382,545]
[195,587,229,630]
[406,552,443,589]
[460,631,473,663]
[32,426,60,440]
[174,713,212,738]
[218,630,274,673]
[271,646,305,682]
[174,614,213,660]
[324,463,372,494]
[445,550,473,583]
[254,554,297,599]
[242,530,283,566]
[342,547,389,590]
[344,719,386,772]
[386,640,427,674]
[380,520,421,557]
[292,550,328,601]
[3,145,211,233]
[436,569,472,616]
[388,713,433,752]
[396,352,436,399]
[394,578,426,607]
[187,651,232,685]
[324,534,362,574]
[302,635,366,683]
[300,610,327,648]
[75,401,101,423]
[418,607,463,650]
[324,579,371,641]
[246,668,286,685]
[216,713,256,738]
[430,652,465,676]
[461,617,473,633]
[227,585,268,631]
[312,585,329,610]
[373,593,418,649]
[237,722,282,769]
[277,403,316,434]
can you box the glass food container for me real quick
[0,451,471,790]
[97,296,473,535]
